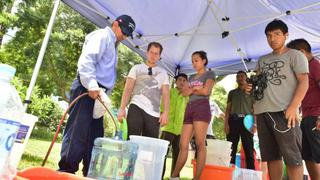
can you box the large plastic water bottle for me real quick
[0,64,24,178]
[87,138,139,180]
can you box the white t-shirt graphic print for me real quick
[128,63,169,117]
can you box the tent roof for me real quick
[62,0,320,76]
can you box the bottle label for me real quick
[0,118,20,157]
[15,125,29,144]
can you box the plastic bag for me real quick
[93,90,111,119]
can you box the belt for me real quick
[233,113,246,118]
[76,73,109,91]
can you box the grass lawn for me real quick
[18,138,194,179]
[18,139,61,170]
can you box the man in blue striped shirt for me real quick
[58,15,135,176]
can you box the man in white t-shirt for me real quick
[117,42,170,138]
[207,100,225,139]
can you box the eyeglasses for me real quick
[148,67,152,76]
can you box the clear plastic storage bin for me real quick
[129,135,169,180]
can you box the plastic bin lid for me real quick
[129,135,170,146]
[0,64,16,78]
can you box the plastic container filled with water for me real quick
[87,137,139,180]
[0,64,24,178]
[129,135,169,180]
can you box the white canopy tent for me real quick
[24,0,320,109]
[62,0,320,76]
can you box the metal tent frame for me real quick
[24,0,320,110]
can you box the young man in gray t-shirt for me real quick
[254,19,309,180]
[117,42,170,139]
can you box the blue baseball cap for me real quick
[116,15,136,38]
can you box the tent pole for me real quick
[208,0,249,71]
[23,0,61,112]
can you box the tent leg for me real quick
[23,0,61,112]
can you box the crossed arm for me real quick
[181,79,215,96]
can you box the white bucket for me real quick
[129,135,169,180]
[9,113,38,167]
[206,139,232,166]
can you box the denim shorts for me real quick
[184,98,211,124]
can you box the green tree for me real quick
[12,77,64,132]
[110,44,143,108]
[1,0,144,105]
[211,84,228,140]
[0,0,17,45]
[1,0,96,100]
[0,0,146,136]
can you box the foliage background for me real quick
[1,1,143,135]
[211,85,228,140]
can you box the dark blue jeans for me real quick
[58,79,104,176]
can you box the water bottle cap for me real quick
[0,64,16,79]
